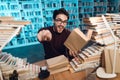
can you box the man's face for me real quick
[54,14,68,33]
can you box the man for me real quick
[37,8,77,60]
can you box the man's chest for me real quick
[51,34,66,47]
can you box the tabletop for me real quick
[33,60,120,80]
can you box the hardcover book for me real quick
[103,49,120,73]
[46,55,69,69]
[46,55,69,74]
[64,28,93,52]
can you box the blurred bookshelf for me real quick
[0,0,120,50]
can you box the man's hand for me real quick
[69,50,82,63]
[37,30,52,42]
[69,50,81,57]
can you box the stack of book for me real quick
[70,43,104,72]
[0,52,40,80]
[69,14,120,73]
[0,16,41,79]
[83,15,115,46]
[115,29,120,38]
[102,49,120,73]
[46,55,69,74]
[0,16,30,25]
[64,26,104,72]
[0,16,30,51]
[106,13,120,24]
[106,14,120,38]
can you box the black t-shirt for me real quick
[38,26,71,59]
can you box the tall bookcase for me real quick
[61,0,79,30]
[41,0,61,27]
[107,0,119,13]
[0,0,43,49]
[78,0,94,30]
[94,0,107,16]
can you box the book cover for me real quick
[103,49,120,73]
[64,28,92,52]
[46,55,69,69]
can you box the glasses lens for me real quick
[55,18,67,24]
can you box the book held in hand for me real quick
[64,28,93,52]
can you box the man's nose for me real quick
[60,22,65,26]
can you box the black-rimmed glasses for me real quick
[55,18,68,24]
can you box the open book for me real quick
[64,28,93,52]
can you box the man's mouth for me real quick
[57,26,64,33]
[58,26,64,29]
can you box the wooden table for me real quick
[34,60,120,80]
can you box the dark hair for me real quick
[53,8,69,20]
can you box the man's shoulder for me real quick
[40,26,53,30]
[42,26,52,29]
[64,28,71,33]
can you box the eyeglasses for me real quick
[55,18,68,24]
